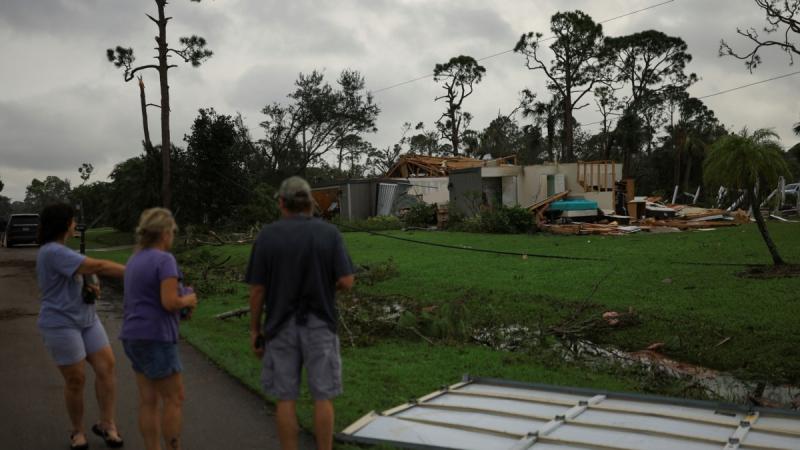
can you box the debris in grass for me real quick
[714,337,732,348]
[602,311,621,326]
[737,264,800,279]
[215,307,249,320]
[646,342,666,352]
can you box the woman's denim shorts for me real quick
[122,339,182,380]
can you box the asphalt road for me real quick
[0,246,315,449]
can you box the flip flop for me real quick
[69,431,89,450]
[91,424,124,448]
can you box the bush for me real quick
[450,205,534,234]
[239,183,280,227]
[333,215,404,232]
[403,202,437,228]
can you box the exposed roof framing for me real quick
[386,155,517,178]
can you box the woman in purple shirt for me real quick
[121,208,197,450]
[36,204,126,449]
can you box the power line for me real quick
[579,70,800,128]
[698,70,800,100]
[372,0,677,94]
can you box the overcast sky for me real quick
[1,0,798,201]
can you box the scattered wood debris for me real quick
[541,201,753,236]
[215,307,249,320]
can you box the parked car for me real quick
[785,183,800,195]
[2,214,40,248]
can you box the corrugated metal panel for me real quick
[338,378,800,450]
[377,183,400,216]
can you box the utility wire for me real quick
[372,0,677,94]
[698,70,800,100]
[337,223,605,261]
[579,70,800,128]
[201,165,757,267]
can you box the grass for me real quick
[336,224,800,383]
[180,287,666,441]
[83,223,800,447]
[66,227,134,249]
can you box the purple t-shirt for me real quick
[120,248,180,343]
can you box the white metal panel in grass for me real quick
[396,407,549,437]
[338,377,800,450]
[353,415,520,450]
[426,393,571,419]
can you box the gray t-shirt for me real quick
[245,216,353,339]
[36,242,96,329]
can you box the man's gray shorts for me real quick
[261,314,342,401]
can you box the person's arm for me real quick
[76,256,125,278]
[332,230,355,292]
[159,277,197,312]
[249,284,265,358]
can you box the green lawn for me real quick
[66,227,133,250]
[84,223,800,446]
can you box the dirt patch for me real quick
[0,308,37,320]
[738,264,800,279]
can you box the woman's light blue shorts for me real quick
[40,320,110,366]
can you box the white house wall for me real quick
[396,177,450,205]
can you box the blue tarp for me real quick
[548,198,598,212]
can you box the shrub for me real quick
[239,183,280,227]
[478,205,534,234]
[450,205,534,234]
[403,202,437,228]
[333,215,403,232]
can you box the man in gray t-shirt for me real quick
[246,176,354,450]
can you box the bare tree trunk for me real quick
[622,147,632,178]
[673,130,681,188]
[156,0,171,209]
[682,154,693,194]
[562,96,574,162]
[546,115,555,162]
[748,189,785,266]
[138,76,153,151]
[450,113,459,156]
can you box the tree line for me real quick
[3,1,800,231]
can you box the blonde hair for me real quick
[135,208,177,248]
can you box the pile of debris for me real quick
[538,194,753,236]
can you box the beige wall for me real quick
[515,162,622,211]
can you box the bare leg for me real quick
[276,400,299,450]
[313,399,334,450]
[86,345,121,440]
[135,373,162,450]
[58,361,87,446]
[155,373,185,450]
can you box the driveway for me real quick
[0,246,315,449]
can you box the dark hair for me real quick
[38,203,75,244]
[281,192,313,214]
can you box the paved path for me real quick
[0,246,315,449]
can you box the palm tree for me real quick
[704,128,791,266]
[794,121,800,137]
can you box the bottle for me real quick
[82,274,99,304]
[179,282,194,320]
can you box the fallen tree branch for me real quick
[215,307,249,320]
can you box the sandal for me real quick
[70,431,89,450]
[91,423,124,448]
